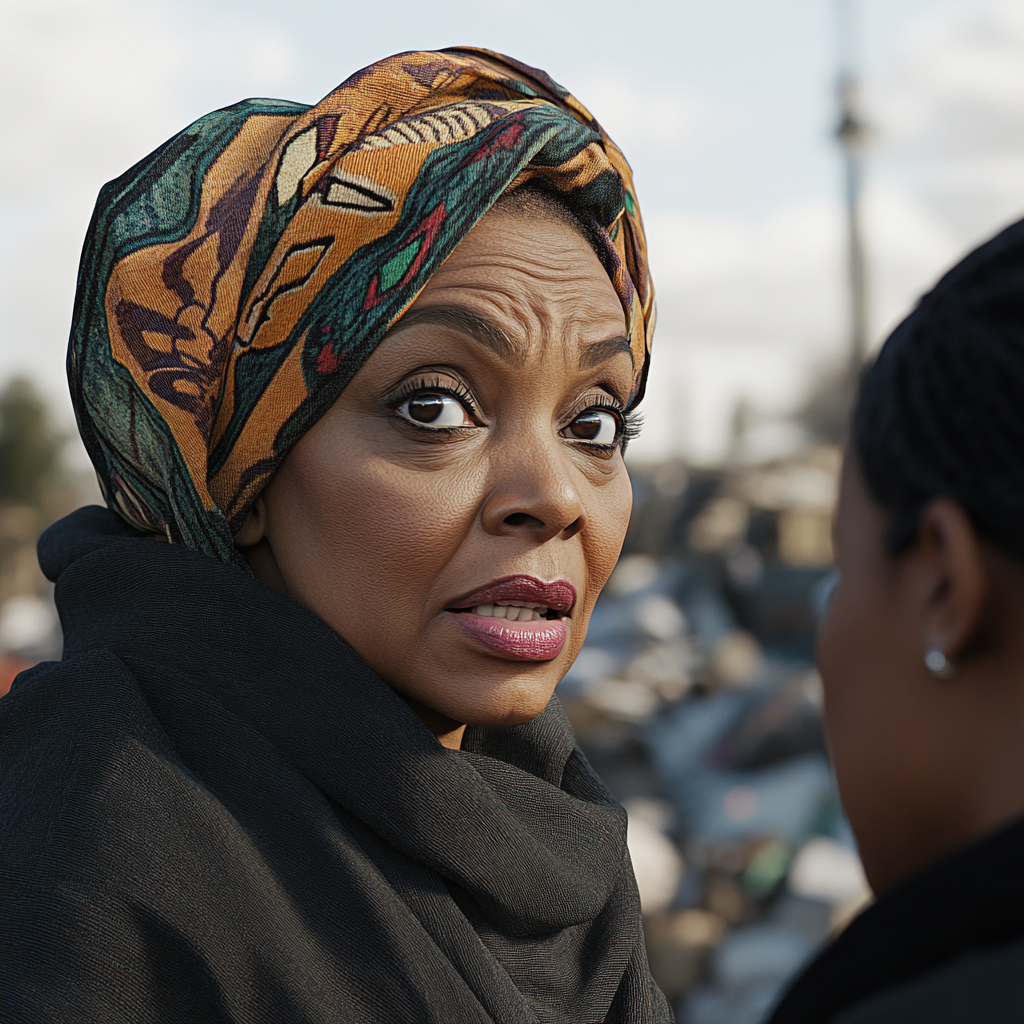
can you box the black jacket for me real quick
[768,811,1024,1022]
[0,507,670,1024]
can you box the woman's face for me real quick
[240,206,634,739]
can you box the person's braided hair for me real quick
[853,217,1024,560]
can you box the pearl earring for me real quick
[925,648,956,680]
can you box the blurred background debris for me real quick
[561,445,872,1023]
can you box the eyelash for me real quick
[564,394,644,453]
[385,376,643,451]
[620,411,644,452]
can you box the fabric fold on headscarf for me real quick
[69,48,654,569]
[0,506,671,1023]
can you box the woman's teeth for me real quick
[472,602,550,622]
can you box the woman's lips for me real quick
[446,575,576,661]
[450,612,568,661]
[448,575,577,615]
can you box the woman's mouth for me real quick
[445,576,575,661]
[467,601,552,622]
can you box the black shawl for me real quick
[0,507,670,1024]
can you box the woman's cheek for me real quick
[568,473,630,645]
[585,469,633,584]
[818,584,872,792]
[817,578,895,871]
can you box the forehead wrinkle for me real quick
[439,249,596,287]
[429,269,623,338]
[470,289,621,371]
[403,241,626,370]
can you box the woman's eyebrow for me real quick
[390,304,518,360]
[579,335,633,369]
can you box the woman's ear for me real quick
[915,498,987,663]
[233,496,268,549]
[232,494,289,595]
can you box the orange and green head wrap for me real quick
[69,48,655,570]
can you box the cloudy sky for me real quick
[3,0,1024,464]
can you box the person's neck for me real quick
[397,693,466,750]
[872,658,1024,894]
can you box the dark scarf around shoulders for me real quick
[0,506,670,1023]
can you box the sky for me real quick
[3,0,1024,465]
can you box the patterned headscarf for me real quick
[70,48,654,569]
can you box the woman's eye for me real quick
[564,409,620,445]
[397,393,472,428]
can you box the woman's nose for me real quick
[480,445,587,542]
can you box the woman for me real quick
[0,49,670,1023]
[769,219,1024,1022]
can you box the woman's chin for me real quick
[419,675,562,731]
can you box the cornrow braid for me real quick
[853,217,1024,561]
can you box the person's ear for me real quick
[232,495,289,594]
[915,498,987,664]
[233,495,268,548]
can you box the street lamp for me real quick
[836,0,871,378]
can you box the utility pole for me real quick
[836,0,870,379]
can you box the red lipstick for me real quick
[446,575,577,661]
